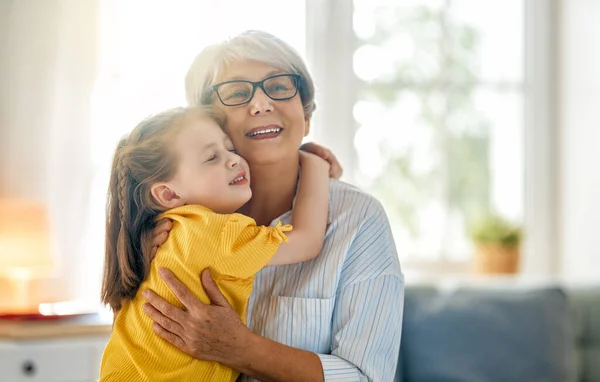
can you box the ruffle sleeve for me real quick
[213,214,293,279]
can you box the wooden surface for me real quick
[0,313,112,339]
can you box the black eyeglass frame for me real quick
[210,74,302,107]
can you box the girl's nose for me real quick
[227,153,240,168]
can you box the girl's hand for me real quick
[299,150,331,173]
[142,268,252,365]
[299,142,343,179]
[150,219,173,259]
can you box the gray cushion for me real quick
[400,285,574,382]
[569,287,600,382]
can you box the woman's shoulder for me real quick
[328,179,387,221]
[326,179,402,285]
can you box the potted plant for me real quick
[469,214,523,274]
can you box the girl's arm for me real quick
[300,142,343,179]
[267,151,330,266]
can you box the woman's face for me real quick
[212,60,310,167]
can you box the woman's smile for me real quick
[245,124,284,140]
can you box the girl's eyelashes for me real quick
[205,147,236,163]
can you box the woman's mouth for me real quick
[246,125,283,140]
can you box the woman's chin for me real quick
[247,149,299,167]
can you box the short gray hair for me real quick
[185,30,316,119]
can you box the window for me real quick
[83,1,556,302]
[314,0,526,264]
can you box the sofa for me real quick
[395,281,600,382]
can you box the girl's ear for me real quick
[150,183,183,209]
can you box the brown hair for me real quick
[101,106,222,312]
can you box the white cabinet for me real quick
[0,315,111,382]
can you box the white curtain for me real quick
[0,0,98,304]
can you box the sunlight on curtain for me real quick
[1,0,99,305]
[83,0,306,302]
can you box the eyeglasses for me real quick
[210,74,301,107]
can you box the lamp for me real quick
[0,199,55,313]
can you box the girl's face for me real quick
[166,116,252,214]
[212,60,310,167]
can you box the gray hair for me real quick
[185,30,316,119]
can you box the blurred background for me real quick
[0,0,598,309]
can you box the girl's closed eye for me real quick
[205,154,217,163]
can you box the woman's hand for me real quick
[300,142,343,179]
[142,268,252,365]
[150,219,173,259]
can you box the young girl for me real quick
[99,106,329,381]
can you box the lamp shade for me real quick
[0,199,54,278]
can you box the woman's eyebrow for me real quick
[225,69,284,81]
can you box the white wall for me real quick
[559,0,600,280]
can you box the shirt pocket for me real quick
[262,296,335,354]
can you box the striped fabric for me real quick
[239,179,404,382]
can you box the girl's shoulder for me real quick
[160,205,236,231]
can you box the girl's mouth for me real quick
[229,171,248,185]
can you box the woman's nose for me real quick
[249,87,273,115]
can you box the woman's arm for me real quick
[142,268,324,382]
[267,152,329,266]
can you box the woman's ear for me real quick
[151,183,183,209]
[303,117,311,137]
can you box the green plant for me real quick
[469,214,522,247]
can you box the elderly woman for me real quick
[143,30,404,382]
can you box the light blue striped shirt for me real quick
[240,179,404,382]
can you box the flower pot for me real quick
[474,243,520,274]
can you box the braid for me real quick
[114,148,142,292]
[102,137,133,311]
[116,153,129,233]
